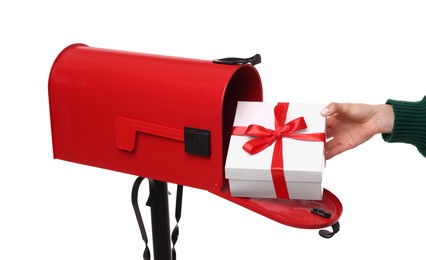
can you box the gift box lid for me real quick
[225,101,325,183]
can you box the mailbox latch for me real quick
[212,54,261,66]
[184,127,211,157]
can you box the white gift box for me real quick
[225,101,326,200]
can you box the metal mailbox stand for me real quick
[132,178,184,260]
[148,181,172,260]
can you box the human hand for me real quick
[320,102,394,159]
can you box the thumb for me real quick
[320,103,335,117]
[321,102,350,117]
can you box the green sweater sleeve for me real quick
[382,96,426,157]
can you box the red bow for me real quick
[232,103,325,199]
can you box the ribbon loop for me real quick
[245,124,275,137]
[281,117,307,135]
[243,136,276,155]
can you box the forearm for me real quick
[382,96,426,157]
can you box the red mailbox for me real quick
[49,44,342,237]
[49,43,263,192]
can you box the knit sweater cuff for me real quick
[382,96,426,157]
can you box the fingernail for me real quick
[320,107,330,116]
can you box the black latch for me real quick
[213,54,261,66]
[311,208,331,218]
[184,127,211,157]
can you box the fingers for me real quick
[321,103,338,117]
[324,115,338,136]
[321,102,357,159]
[324,138,349,160]
[321,102,354,118]
[320,106,331,117]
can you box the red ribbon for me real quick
[232,102,325,199]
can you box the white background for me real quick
[1,1,426,259]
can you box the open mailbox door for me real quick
[48,44,342,247]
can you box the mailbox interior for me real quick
[221,65,263,180]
